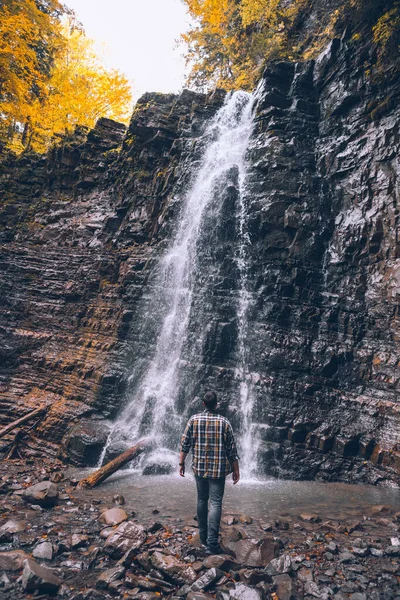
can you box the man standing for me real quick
[179,390,240,554]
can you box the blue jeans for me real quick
[195,475,226,547]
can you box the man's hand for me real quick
[232,460,240,484]
[179,451,187,477]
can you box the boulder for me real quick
[32,542,53,561]
[0,550,30,571]
[221,536,280,567]
[151,551,197,584]
[61,419,111,466]
[190,568,223,592]
[0,519,26,541]
[203,554,239,571]
[272,574,295,600]
[21,558,62,594]
[105,521,146,558]
[229,583,262,600]
[22,481,58,508]
[100,507,129,526]
[96,566,125,589]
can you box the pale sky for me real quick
[64,0,193,102]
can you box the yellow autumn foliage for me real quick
[182,0,400,91]
[0,2,132,153]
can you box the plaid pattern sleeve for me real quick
[180,410,239,478]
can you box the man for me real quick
[179,390,240,554]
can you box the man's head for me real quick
[203,390,218,411]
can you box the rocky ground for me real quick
[0,459,399,600]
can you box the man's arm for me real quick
[225,422,240,484]
[179,417,193,477]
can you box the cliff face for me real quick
[0,30,399,484]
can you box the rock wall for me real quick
[0,30,399,484]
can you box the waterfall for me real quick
[104,90,258,476]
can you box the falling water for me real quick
[104,91,259,475]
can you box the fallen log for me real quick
[0,406,47,440]
[5,429,24,460]
[77,440,149,489]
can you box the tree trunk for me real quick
[0,407,47,440]
[77,440,149,489]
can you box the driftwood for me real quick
[0,406,47,441]
[5,429,24,460]
[77,440,149,489]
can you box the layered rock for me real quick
[0,30,399,484]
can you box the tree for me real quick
[24,24,133,151]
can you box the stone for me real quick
[371,505,391,514]
[113,494,125,505]
[22,481,58,508]
[71,533,89,548]
[21,558,62,594]
[221,536,280,567]
[272,574,294,600]
[0,519,26,541]
[370,548,384,557]
[299,513,320,523]
[187,593,215,600]
[190,568,223,592]
[151,551,197,584]
[339,552,355,563]
[203,555,239,571]
[32,542,53,561]
[105,521,147,558]
[96,566,125,589]
[239,515,253,524]
[100,507,128,526]
[304,580,322,597]
[100,526,115,539]
[265,553,292,575]
[229,583,262,600]
[0,550,30,571]
[222,515,238,525]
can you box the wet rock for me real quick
[370,547,384,557]
[151,551,197,584]
[142,462,174,475]
[22,481,58,508]
[71,533,89,548]
[229,583,262,600]
[339,552,355,563]
[222,515,238,525]
[203,555,239,571]
[113,494,125,505]
[272,573,294,600]
[96,565,125,589]
[100,526,115,539]
[190,568,223,591]
[105,521,147,558]
[187,593,215,600]
[221,536,280,567]
[0,519,26,540]
[21,558,62,594]
[299,513,320,523]
[32,542,53,560]
[371,505,391,514]
[239,515,253,525]
[0,550,30,571]
[265,553,292,575]
[100,507,128,525]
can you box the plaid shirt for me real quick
[180,409,239,478]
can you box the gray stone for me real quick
[105,521,146,558]
[339,552,355,563]
[21,558,62,594]
[187,593,214,600]
[299,513,320,523]
[151,551,197,584]
[370,548,384,557]
[229,583,262,600]
[70,533,89,548]
[304,580,322,597]
[0,550,30,571]
[265,553,292,575]
[96,565,125,589]
[32,542,53,561]
[221,536,280,567]
[203,555,239,571]
[22,481,58,508]
[272,574,294,600]
[190,568,223,592]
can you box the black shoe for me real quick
[206,543,224,555]
[200,536,208,547]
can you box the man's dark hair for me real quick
[203,390,218,410]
